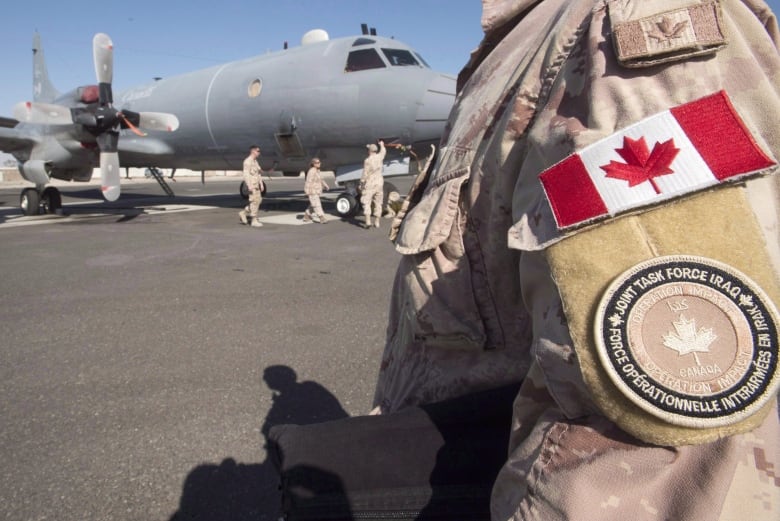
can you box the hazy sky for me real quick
[2,1,780,163]
[3,0,780,113]
[0,0,483,116]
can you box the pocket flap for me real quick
[395,168,470,255]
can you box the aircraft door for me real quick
[204,63,274,167]
[274,110,306,159]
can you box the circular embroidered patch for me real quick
[594,255,779,429]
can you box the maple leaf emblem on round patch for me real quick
[601,136,681,193]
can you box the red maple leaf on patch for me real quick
[601,136,680,194]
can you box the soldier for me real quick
[359,140,386,229]
[303,157,329,224]
[383,190,402,218]
[373,1,780,520]
[239,145,264,228]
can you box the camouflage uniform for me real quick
[360,142,387,227]
[303,163,329,223]
[373,1,780,519]
[241,152,263,226]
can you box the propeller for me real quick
[14,33,180,202]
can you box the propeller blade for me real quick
[100,151,121,201]
[138,112,180,132]
[93,33,114,85]
[96,130,119,153]
[13,101,73,125]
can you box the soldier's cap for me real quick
[366,144,378,153]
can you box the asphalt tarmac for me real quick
[0,175,411,520]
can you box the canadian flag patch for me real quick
[540,91,776,230]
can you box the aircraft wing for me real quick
[0,116,18,129]
[0,127,38,154]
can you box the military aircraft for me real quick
[0,27,456,216]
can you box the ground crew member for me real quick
[302,157,329,224]
[239,145,264,228]
[373,1,780,519]
[359,140,386,229]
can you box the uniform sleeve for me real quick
[493,2,780,518]
[512,0,780,446]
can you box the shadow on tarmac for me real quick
[168,365,349,521]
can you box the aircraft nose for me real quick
[413,73,456,144]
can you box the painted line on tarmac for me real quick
[0,204,221,229]
[0,205,336,229]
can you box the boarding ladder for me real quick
[147,167,175,197]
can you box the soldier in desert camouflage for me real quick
[239,145,264,228]
[303,157,329,224]
[359,140,386,229]
[373,1,780,519]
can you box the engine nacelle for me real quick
[18,160,52,185]
[56,85,99,105]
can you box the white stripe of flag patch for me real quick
[540,91,776,230]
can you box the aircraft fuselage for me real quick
[116,34,455,174]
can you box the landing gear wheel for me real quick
[41,187,62,214]
[20,188,40,216]
[335,193,358,217]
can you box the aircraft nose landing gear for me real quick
[335,192,358,217]
[334,181,398,218]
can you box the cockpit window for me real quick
[381,48,420,67]
[414,52,430,68]
[345,48,386,72]
[352,38,376,47]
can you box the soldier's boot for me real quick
[363,214,372,229]
[318,214,328,224]
[373,217,380,228]
[302,211,312,223]
[238,209,248,225]
[251,218,263,228]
